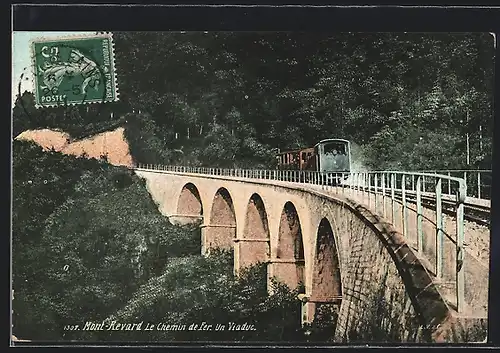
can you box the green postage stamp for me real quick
[31,33,118,107]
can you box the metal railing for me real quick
[415,169,491,200]
[135,163,472,313]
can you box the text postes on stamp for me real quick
[31,33,118,108]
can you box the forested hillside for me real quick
[13,32,494,170]
[12,141,314,342]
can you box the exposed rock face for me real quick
[15,127,134,167]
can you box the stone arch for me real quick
[277,202,304,260]
[238,193,270,269]
[172,183,203,225]
[269,201,305,291]
[202,188,236,253]
[244,193,270,240]
[309,218,342,327]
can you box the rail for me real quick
[415,169,492,200]
[134,164,483,314]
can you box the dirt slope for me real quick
[15,127,134,167]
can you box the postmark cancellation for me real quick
[30,33,119,108]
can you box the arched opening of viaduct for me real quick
[235,193,271,273]
[269,201,305,292]
[174,183,203,225]
[201,187,236,255]
[306,217,343,326]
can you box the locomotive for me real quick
[276,138,352,184]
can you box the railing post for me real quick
[374,174,378,213]
[477,172,481,199]
[435,178,443,278]
[463,171,468,198]
[402,174,408,238]
[448,171,452,195]
[363,173,368,202]
[381,173,386,218]
[456,179,466,313]
[391,173,395,225]
[416,175,423,253]
[368,174,372,208]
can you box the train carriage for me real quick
[277,138,352,185]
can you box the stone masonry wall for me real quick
[333,201,449,343]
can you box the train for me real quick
[276,138,352,184]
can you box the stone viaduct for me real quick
[134,168,486,343]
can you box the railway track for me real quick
[416,194,490,226]
[356,187,491,227]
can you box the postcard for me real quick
[11,27,493,345]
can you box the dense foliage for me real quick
[13,32,493,170]
[12,141,199,339]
